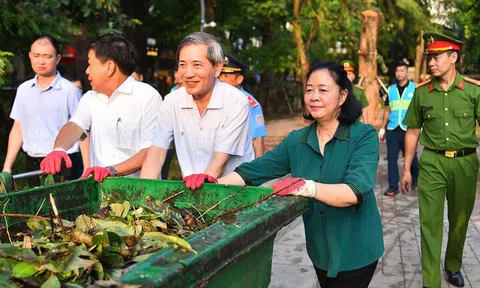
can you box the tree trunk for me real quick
[414,30,424,83]
[358,10,379,127]
[293,0,309,90]
[421,58,427,82]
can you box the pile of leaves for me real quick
[0,198,203,287]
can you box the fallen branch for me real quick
[0,213,50,221]
[199,186,248,219]
[49,194,65,234]
[161,189,185,203]
[2,199,12,243]
[209,179,304,225]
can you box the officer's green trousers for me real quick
[418,149,479,288]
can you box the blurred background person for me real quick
[2,35,83,185]
[218,53,267,158]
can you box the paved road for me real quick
[269,140,480,288]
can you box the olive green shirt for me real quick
[403,72,480,150]
[235,121,384,277]
[354,85,369,108]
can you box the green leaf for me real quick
[0,280,15,288]
[121,201,131,218]
[92,261,104,280]
[141,232,196,253]
[0,244,38,261]
[75,215,95,233]
[12,261,37,278]
[26,218,50,230]
[131,253,154,262]
[106,232,126,253]
[109,203,124,218]
[41,273,61,288]
[93,232,110,247]
[0,258,17,281]
[100,251,124,268]
[63,282,87,288]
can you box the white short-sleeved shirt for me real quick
[10,73,81,157]
[69,76,161,177]
[153,79,254,177]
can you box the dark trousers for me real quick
[386,128,419,190]
[161,148,174,180]
[315,260,378,288]
[25,152,83,187]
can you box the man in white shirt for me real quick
[40,34,161,181]
[2,35,83,186]
[141,32,253,189]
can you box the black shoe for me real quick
[384,188,399,196]
[445,270,465,287]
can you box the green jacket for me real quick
[403,72,480,150]
[235,121,384,277]
[354,85,369,108]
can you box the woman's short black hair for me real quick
[303,62,362,125]
[87,34,137,76]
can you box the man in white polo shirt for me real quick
[2,35,83,186]
[40,34,161,182]
[141,32,253,189]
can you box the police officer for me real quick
[342,60,369,123]
[401,32,480,288]
[380,60,419,196]
[218,53,267,158]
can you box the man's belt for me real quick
[425,147,477,158]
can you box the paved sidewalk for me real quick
[269,141,480,288]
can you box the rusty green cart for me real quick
[0,178,307,287]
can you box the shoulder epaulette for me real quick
[464,77,480,86]
[415,79,431,89]
[247,95,258,107]
[354,84,364,90]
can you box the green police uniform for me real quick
[354,84,369,108]
[341,60,369,111]
[235,121,384,277]
[403,32,480,288]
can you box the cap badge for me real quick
[427,36,435,45]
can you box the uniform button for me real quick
[181,132,184,136]
[464,113,467,116]
[428,115,431,118]
[445,108,448,111]
[200,127,203,131]
[444,93,448,96]
[445,123,449,126]
[446,138,449,141]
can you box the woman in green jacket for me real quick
[183,62,384,288]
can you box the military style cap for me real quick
[423,31,463,55]
[221,53,249,74]
[341,60,355,72]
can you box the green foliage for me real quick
[0,0,140,55]
[0,51,13,88]
[453,0,480,73]
[0,198,202,286]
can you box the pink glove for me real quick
[272,177,317,198]
[81,166,111,182]
[183,174,218,190]
[40,150,72,175]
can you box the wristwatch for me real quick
[107,166,118,176]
